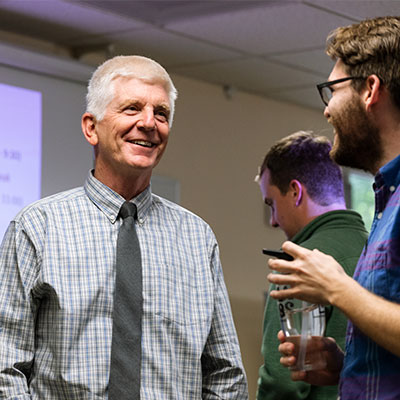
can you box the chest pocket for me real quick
[145,262,212,326]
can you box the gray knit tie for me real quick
[109,201,142,399]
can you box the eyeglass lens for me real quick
[317,76,366,106]
[321,87,331,105]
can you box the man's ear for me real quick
[289,179,303,206]
[82,112,98,146]
[363,74,381,111]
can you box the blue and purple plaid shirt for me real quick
[340,154,400,399]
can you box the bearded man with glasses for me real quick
[267,16,400,400]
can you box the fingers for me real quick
[266,241,298,274]
[267,272,299,300]
[267,241,313,274]
[269,285,298,300]
[278,341,295,357]
[290,370,307,381]
[281,241,308,257]
[280,354,297,369]
[279,345,297,369]
[277,332,343,386]
[278,332,296,369]
[277,330,286,343]
[267,258,293,274]
[267,269,297,285]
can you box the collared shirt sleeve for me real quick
[0,220,38,399]
[201,235,248,399]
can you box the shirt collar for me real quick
[84,170,153,224]
[373,154,400,213]
[134,183,153,223]
[375,154,400,190]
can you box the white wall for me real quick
[0,64,330,397]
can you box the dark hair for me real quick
[326,16,400,109]
[260,131,344,206]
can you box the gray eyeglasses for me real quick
[316,76,366,106]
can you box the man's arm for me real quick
[0,221,37,399]
[268,241,400,358]
[201,241,248,399]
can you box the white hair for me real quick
[86,55,178,126]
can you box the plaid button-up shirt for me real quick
[0,171,248,399]
[340,154,400,399]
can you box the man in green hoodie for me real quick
[256,131,368,400]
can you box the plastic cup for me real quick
[285,335,327,371]
[277,292,326,371]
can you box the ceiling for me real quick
[0,0,398,111]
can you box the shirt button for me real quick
[377,212,383,219]
[390,185,396,192]
[138,219,144,225]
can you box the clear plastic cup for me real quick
[277,289,326,371]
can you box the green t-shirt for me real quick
[257,210,368,400]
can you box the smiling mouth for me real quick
[128,140,155,148]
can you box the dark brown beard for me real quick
[330,95,382,173]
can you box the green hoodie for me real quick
[257,210,368,400]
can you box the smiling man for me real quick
[256,131,367,400]
[268,16,400,400]
[0,55,248,399]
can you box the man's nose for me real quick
[138,109,156,130]
[323,106,330,119]
[269,214,279,228]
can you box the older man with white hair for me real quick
[0,55,248,399]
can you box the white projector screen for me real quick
[0,82,42,239]
[0,63,93,242]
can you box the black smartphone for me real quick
[262,249,293,261]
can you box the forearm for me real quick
[202,243,248,398]
[329,274,400,357]
[268,241,400,358]
[201,315,248,399]
[201,294,248,398]
[0,223,36,397]
[272,261,400,358]
[289,261,400,358]
[0,308,34,397]
[0,368,32,399]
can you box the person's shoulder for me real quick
[151,193,212,229]
[319,209,367,230]
[14,186,85,222]
[151,193,201,218]
[299,212,367,274]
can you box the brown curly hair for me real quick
[326,16,400,109]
